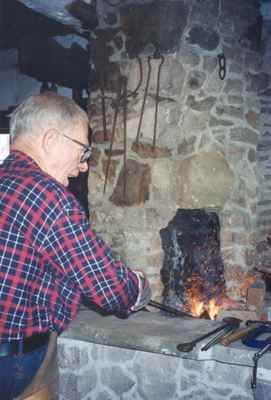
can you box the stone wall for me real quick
[87,0,264,302]
[256,20,271,273]
[57,310,263,400]
[58,339,254,400]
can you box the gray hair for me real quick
[9,92,89,142]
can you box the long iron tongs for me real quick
[148,299,197,319]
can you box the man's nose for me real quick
[79,161,89,172]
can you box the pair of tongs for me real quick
[201,323,240,351]
[148,300,197,318]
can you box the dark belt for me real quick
[0,332,50,357]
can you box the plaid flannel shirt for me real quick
[0,151,139,341]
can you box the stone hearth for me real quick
[58,309,271,400]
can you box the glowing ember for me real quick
[190,298,205,317]
[208,298,220,320]
[188,297,220,319]
[184,273,223,319]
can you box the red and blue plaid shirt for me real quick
[0,151,139,341]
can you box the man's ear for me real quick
[42,129,59,154]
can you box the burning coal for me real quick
[185,273,222,319]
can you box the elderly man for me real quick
[0,92,151,399]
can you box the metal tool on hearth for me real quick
[246,320,271,326]
[176,317,241,353]
[201,320,241,351]
[220,323,261,347]
[148,300,197,319]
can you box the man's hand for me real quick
[130,270,152,312]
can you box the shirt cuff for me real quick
[129,270,146,312]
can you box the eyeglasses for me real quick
[62,133,92,163]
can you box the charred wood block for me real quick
[160,209,226,307]
[109,159,150,206]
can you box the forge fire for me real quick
[160,208,226,320]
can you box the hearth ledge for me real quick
[58,308,269,369]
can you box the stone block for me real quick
[109,159,151,206]
[176,151,234,209]
[246,286,265,311]
[217,308,261,322]
[100,366,135,396]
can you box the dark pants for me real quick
[0,343,47,400]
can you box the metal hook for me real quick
[218,53,226,80]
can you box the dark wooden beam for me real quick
[0,0,76,49]
[66,0,98,30]
[18,36,90,89]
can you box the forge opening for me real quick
[160,208,226,319]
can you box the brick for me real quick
[246,286,265,310]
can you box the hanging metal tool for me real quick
[92,33,110,143]
[135,47,165,150]
[152,50,165,149]
[100,69,108,142]
[103,81,123,195]
[122,77,128,201]
[103,76,129,203]
[103,55,143,196]
[135,56,152,145]
[126,56,143,100]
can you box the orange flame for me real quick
[184,273,222,319]
[190,298,205,317]
[188,297,220,319]
[208,298,220,320]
